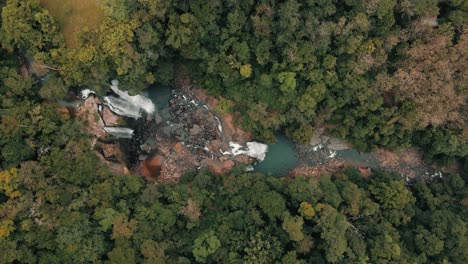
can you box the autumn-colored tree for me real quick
[391,23,467,128]
[112,215,138,239]
[0,168,20,198]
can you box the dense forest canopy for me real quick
[0,0,466,163]
[0,0,467,263]
[1,161,467,263]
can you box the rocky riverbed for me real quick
[133,80,261,182]
[293,128,449,181]
[74,78,260,182]
[73,78,454,183]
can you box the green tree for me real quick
[282,215,305,241]
[192,230,221,262]
[315,205,348,263]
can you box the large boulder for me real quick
[189,124,202,136]
[100,143,122,159]
[202,159,235,175]
[102,106,121,126]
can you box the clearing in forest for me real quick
[40,0,105,48]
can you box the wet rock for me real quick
[162,126,173,137]
[208,140,224,153]
[140,143,152,153]
[132,79,256,182]
[176,131,189,142]
[232,154,251,164]
[327,137,350,150]
[290,160,345,178]
[154,112,163,124]
[190,124,202,136]
[102,106,121,126]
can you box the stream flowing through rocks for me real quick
[72,79,446,182]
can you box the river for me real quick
[85,82,440,179]
[143,85,380,175]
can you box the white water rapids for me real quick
[222,141,269,161]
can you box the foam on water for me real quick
[223,141,269,161]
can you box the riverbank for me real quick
[133,76,268,182]
[69,73,461,183]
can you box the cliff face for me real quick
[76,95,129,175]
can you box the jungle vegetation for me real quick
[0,0,467,263]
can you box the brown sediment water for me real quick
[140,154,164,179]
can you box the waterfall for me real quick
[214,116,223,133]
[103,127,134,139]
[78,80,156,140]
[109,80,155,114]
[103,80,155,119]
[103,96,142,119]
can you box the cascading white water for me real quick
[78,81,157,139]
[223,141,269,161]
[245,142,268,161]
[103,127,134,139]
[103,96,142,119]
[109,80,155,115]
[214,116,223,133]
[103,80,156,119]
